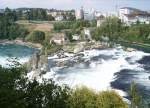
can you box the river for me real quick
[34,45,150,104]
[1,43,150,104]
[0,43,37,67]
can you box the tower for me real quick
[75,6,84,20]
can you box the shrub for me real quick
[68,86,128,108]
[27,30,45,43]
[96,91,128,108]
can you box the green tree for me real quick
[129,82,142,108]
[68,86,128,108]
[68,86,97,108]
[27,31,45,43]
[0,65,70,108]
[96,91,128,108]
[0,8,28,40]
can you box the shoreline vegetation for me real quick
[118,40,150,48]
[0,39,150,54]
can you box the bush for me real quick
[97,91,128,108]
[68,86,128,108]
[0,66,70,108]
[68,86,97,108]
[27,30,45,43]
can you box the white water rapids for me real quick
[27,46,150,97]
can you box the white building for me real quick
[72,34,80,40]
[119,7,150,25]
[50,33,68,45]
[55,15,64,21]
[47,11,57,17]
[97,15,105,27]
[75,7,84,20]
[84,8,95,20]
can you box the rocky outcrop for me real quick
[63,41,107,54]
[73,43,85,53]
[126,48,136,52]
[27,51,49,80]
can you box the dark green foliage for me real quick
[68,86,128,108]
[123,24,150,44]
[97,91,127,108]
[53,20,93,32]
[129,82,142,108]
[47,15,55,21]
[0,8,28,40]
[93,17,124,41]
[41,41,62,55]
[26,8,48,21]
[4,7,17,22]
[27,31,45,43]
[0,66,26,108]
[0,66,70,108]
[148,103,150,108]
[15,8,75,21]
[68,87,97,108]
[93,17,150,44]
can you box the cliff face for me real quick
[26,51,49,80]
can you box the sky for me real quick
[0,0,150,12]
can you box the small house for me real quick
[55,15,64,21]
[97,15,105,27]
[72,34,80,40]
[50,33,68,45]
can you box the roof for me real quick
[124,13,150,18]
[120,7,141,11]
[120,7,150,15]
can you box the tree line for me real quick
[6,7,75,21]
[53,20,96,31]
[0,8,48,43]
[93,17,150,44]
[0,8,28,40]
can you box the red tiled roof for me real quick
[124,13,150,18]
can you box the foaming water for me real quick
[39,46,150,97]
[0,44,36,67]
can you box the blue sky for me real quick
[0,0,150,11]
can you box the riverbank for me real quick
[117,40,150,47]
[0,39,42,49]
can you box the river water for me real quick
[37,45,150,103]
[0,43,36,67]
[1,43,150,103]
